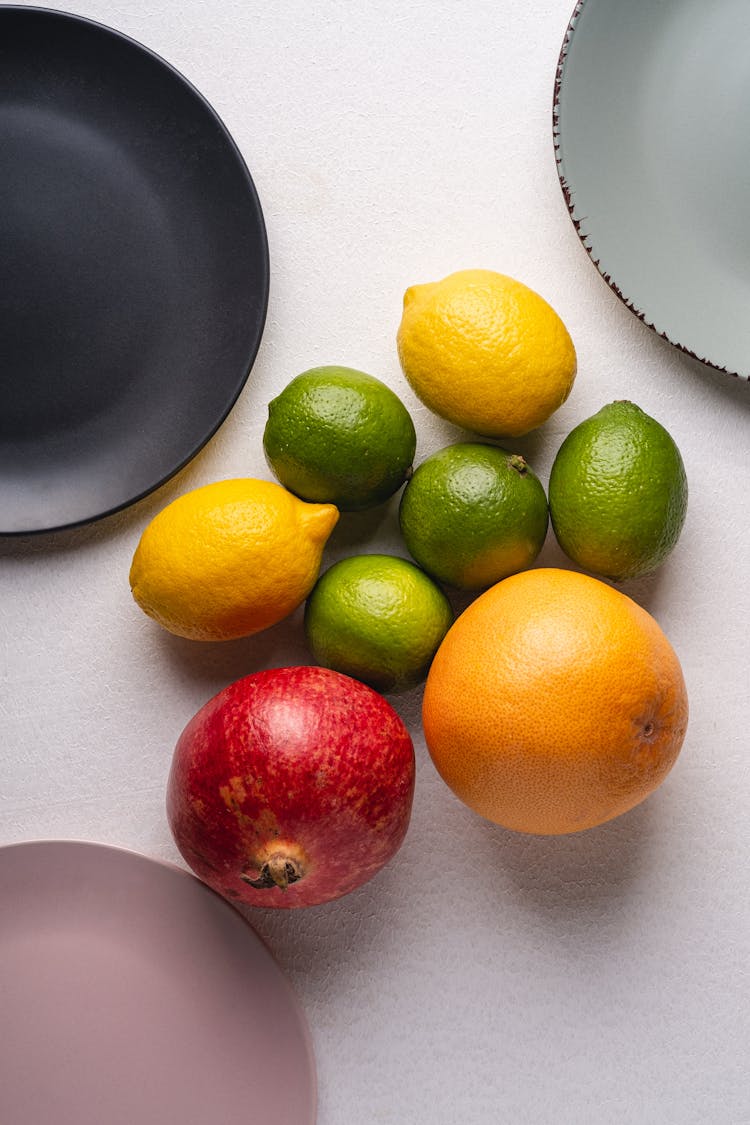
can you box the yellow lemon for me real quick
[396,269,577,438]
[129,479,338,641]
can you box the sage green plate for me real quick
[554,0,750,378]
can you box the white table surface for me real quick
[2,2,750,1122]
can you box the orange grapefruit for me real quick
[422,568,688,835]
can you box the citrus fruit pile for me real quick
[130,266,690,847]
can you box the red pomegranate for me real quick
[167,666,415,908]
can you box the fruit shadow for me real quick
[152,610,314,689]
[324,493,403,559]
[230,848,410,998]
[426,424,550,474]
[459,795,660,924]
[499,426,550,469]
[533,523,674,619]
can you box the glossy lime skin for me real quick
[304,554,454,694]
[548,401,688,581]
[398,442,549,590]
[263,366,417,511]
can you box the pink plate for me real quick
[0,840,316,1124]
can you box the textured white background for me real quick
[2,2,750,1122]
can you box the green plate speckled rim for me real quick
[554,0,750,379]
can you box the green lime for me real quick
[304,554,454,693]
[263,366,417,511]
[398,442,549,590]
[548,400,688,581]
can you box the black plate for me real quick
[0,7,269,534]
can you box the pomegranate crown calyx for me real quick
[241,851,304,891]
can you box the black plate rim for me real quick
[0,4,270,537]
